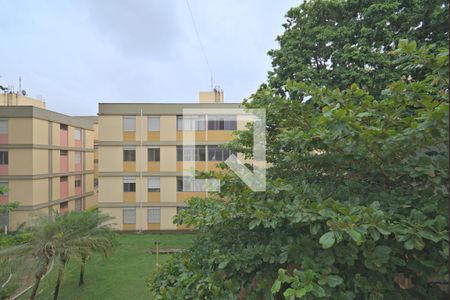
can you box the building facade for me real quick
[98,92,243,231]
[0,105,96,231]
[0,93,46,109]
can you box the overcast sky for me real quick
[1,0,299,115]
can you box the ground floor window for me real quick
[123,208,136,224]
[148,208,161,224]
[60,201,68,213]
[75,198,83,211]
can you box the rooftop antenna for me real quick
[19,76,21,93]
[185,0,214,90]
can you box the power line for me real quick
[185,0,214,90]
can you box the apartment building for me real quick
[0,104,96,231]
[98,90,244,231]
[0,92,46,109]
[75,116,99,191]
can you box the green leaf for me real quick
[418,230,441,243]
[319,232,336,249]
[312,284,326,297]
[271,280,281,293]
[347,229,363,245]
[310,223,321,235]
[319,209,337,218]
[327,275,344,287]
[283,288,297,298]
[218,260,228,269]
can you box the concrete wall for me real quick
[99,116,122,141]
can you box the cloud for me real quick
[84,0,181,59]
[0,0,300,115]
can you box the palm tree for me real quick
[0,210,115,300]
[51,211,115,300]
[26,215,60,300]
[74,211,115,286]
[0,215,59,300]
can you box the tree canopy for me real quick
[148,0,448,299]
[267,0,448,96]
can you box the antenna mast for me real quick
[185,0,215,90]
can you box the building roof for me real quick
[98,102,242,116]
[0,106,94,130]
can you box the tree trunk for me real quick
[53,257,66,300]
[78,256,86,286]
[30,259,49,300]
[29,274,42,300]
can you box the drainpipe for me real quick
[139,108,143,231]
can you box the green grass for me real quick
[18,233,195,300]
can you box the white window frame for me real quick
[177,176,203,192]
[123,177,136,192]
[74,128,81,140]
[123,146,136,162]
[0,120,8,134]
[123,208,136,224]
[123,116,136,132]
[0,150,8,165]
[147,207,161,224]
[75,152,82,164]
[176,115,205,131]
[148,147,160,162]
[148,116,160,131]
[148,177,160,192]
[75,198,82,211]
[75,175,82,187]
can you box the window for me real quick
[176,146,205,161]
[60,176,68,182]
[123,177,136,192]
[176,176,204,192]
[148,147,160,162]
[176,115,205,131]
[0,182,8,196]
[208,145,234,161]
[0,120,7,134]
[60,124,68,131]
[123,147,136,162]
[60,201,68,210]
[0,151,8,165]
[75,175,82,187]
[123,208,136,224]
[75,152,82,164]
[148,177,160,192]
[75,198,82,211]
[74,128,81,140]
[60,150,68,156]
[148,208,161,223]
[148,116,160,131]
[123,116,136,132]
[94,178,99,188]
[208,115,237,130]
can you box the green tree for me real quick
[27,215,60,300]
[0,211,115,300]
[0,186,19,216]
[51,211,115,300]
[267,0,448,97]
[148,42,448,300]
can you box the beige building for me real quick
[98,91,244,231]
[0,93,46,109]
[0,103,96,231]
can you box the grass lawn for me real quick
[17,233,195,300]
